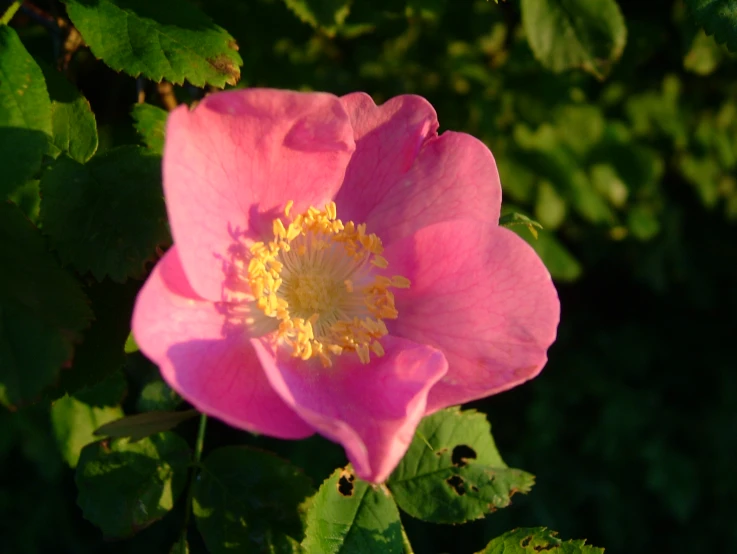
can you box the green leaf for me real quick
[0,202,92,409]
[387,408,534,524]
[302,467,404,554]
[39,146,170,282]
[51,392,124,467]
[45,73,98,163]
[193,446,316,553]
[136,378,182,412]
[170,537,190,554]
[520,0,627,78]
[500,211,544,238]
[75,432,191,538]
[0,26,52,197]
[53,279,140,396]
[685,0,737,52]
[684,30,725,75]
[94,410,198,442]
[283,0,352,36]
[513,228,583,282]
[62,0,242,87]
[476,527,604,554]
[132,103,168,154]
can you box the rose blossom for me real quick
[132,89,559,483]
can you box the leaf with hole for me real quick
[520,0,627,78]
[75,432,190,538]
[62,0,242,87]
[193,446,315,553]
[302,467,405,553]
[476,527,604,554]
[39,146,170,282]
[387,408,534,524]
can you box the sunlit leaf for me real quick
[476,527,604,554]
[387,408,534,524]
[63,0,242,87]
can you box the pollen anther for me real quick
[247,202,409,367]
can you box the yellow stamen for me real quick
[246,202,410,366]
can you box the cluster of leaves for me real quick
[2,0,736,552]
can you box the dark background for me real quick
[2,0,736,552]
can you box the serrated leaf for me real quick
[76,432,190,538]
[51,393,124,467]
[132,103,167,154]
[94,409,198,442]
[387,408,534,524]
[0,26,52,197]
[193,446,315,553]
[62,0,242,87]
[521,0,627,78]
[39,146,170,282]
[0,202,92,409]
[302,467,404,554]
[283,0,352,36]
[476,527,604,554]
[685,0,737,52]
[41,62,98,163]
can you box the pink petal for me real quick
[132,247,314,439]
[336,93,501,245]
[334,93,438,223]
[251,337,448,483]
[384,221,560,413]
[163,89,356,301]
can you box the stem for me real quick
[401,525,415,554]
[1,1,22,25]
[181,414,208,543]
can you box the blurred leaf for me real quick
[283,0,351,36]
[62,0,242,87]
[0,26,52,197]
[132,103,168,154]
[520,0,627,78]
[39,146,169,282]
[136,378,182,412]
[193,446,315,553]
[387,408,534,524]
[684,30,724,74]
[8,179,41,222]
[476,527,604,554]
[51,394,124,467]
[93,410,198,442]
[124,332,139,354]
[535,181,567,229]
[627,204,660,241]
[76,433,190,538]
[76,432,191,538]
[0,203,92,409]
[515,228,583,282]
[302,467,404,553]
[685,0,737,52]
[170,537,190,554]
[499,211,543,238]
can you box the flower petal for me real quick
[132,247,314,439]
[163,89,356,301]
[336,93,501,245]
[384,221,560,412]
[334,93,438,223]
[251,336,448,483]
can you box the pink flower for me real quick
[132,89,560,483]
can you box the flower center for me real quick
[246,201,409,367]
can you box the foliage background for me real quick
[1,0,736,552]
